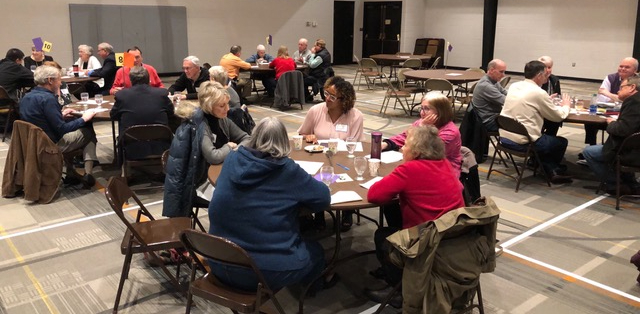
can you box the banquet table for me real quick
[403,69,485,84]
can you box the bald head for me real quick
[538,56,554,76]
[487,59,506,82]
[618,57,639,80]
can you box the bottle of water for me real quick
[589,94,598,115]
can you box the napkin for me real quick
[330,191,362,204]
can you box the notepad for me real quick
[359,176,383,189]
[294,160,324,175]
[330,191,362,204]
[365,151,404,164]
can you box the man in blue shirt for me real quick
[19,65,98,188]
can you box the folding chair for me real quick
[360,58,385,90]
[600,132,640,210]
[397,68,425,113]
[380,73,412,116]
[429,56,442,69]
[499,76,511,89]
[105,176,192,313]
[180,230,286,314]
[454,68,485,105]
[415,78,455,115]
[353,54,365,89]
[120,124,173,184]
[273,70,305,109]
[487,116,551,192]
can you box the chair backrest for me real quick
[619,132,640,152]
[402,58,423,69]
[0,85,17,108]
[105,176,156,238]
[413,38,428,55]
[180,230,272,290]
[353,54,361,66]
[425,78,454,94]
[429,56,442,69]
[496,115,534,144]
[360,58,378,71]
[499,76,511,88]
[120,124,174,160]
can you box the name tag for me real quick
[335,124,348,133]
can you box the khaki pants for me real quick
[57,127,98,161]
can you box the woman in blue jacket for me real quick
[208,117,336,292]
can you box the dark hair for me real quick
[524,60,545,79]
[324,76,356,114]
[5,48,24,61]
[129,66,149,86]
[127,46,142,54]
[230,45,242,54]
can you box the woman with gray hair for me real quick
[163,81,251,218]
[364,125,465,305]
[207,117,337,293]
[75,44,104,95]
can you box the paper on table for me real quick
[399,56,410,59]
[365,151,404,164]
[336,173,353,183]
[330,190,363,204]
[77,100,112,105]
[360,176,383,189]
[445,73,463,76]
[294,160,325,175]
[86,108,109,113]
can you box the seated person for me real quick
[583,75,640,195]
[0,48,35,101]
[382,93,462,177]
[303,39,332,102]
[266,45,296,97]
[245,44,276,97]
[471,59,507,132]
[168,55,209,100]
[220,45,252,101]
[365,125,465,306]
[293,38,311,65]
[539,56,563,137]
[23,46,53,69]
[19,65,97,188]
[298,76,363,143]
[298,76,363,230]
[88,42,119,95]
[208,117,337,293]
[75,44,103,96]
[43,61,72,106]
[110,46,164,95]
[111,66,174,161]
[209,65,251,132]
[163,81,251,218]
[499,60,572,184]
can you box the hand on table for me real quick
[304,134,317,143]
[81,110,96,122]
[62,108,76,119]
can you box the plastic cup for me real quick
[368,158,381,177]
[328,138,339,154]
[293,135,303,150]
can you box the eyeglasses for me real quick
[323,90,339,102]
[420,106,432,112]
[182,66,196,71]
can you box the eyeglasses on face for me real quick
[420,106,432,112]
[324,90,339,102]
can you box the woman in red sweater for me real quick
[269,46,296,80]
[365,125,465,307]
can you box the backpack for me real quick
[228,106,255,135]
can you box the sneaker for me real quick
[576,159,589,166]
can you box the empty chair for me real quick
[418,78,455,115]
[120,124,173,184]
[180,229,286,314]
[604,132,640,210]
[273,70,305,109]
[0,85,19,141]
[105,176,192,313]
[454,68,485,104]
[429,56,442,69]
[397,68,425,110]
[380,73,412,116]
[359,58,385,89]
[353,54,365,88]
[401,58,423,70]
[487,115,551,192]
[499,76,511,88]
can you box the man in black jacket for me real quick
[168,55,209,100]
[303,39,332,102]
[583,74,640,194]
[89,42,119,95]
[0,48,35,101]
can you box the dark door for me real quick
[333,1,355,65]
[362,1,402,58]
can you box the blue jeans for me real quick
[501,134,567,177]
[209,240,325,292]
[582,145,636,187]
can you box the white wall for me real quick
[0,0,333,71]
[495,0,637,79]
[423,0,484,68]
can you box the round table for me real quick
[403,69,484,84]
[61,76,100,84]
[370,54,432,65]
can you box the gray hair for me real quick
[405,125,445,161]
[129,66,149,86]
[625,74,640,92]
[257,44,266,51]
[208,66,229,85]
[184,55,200,67]
[198,81,230,114]
[33,65,61,85]
[78,44,93,55]
[538,56,553,66]
[487,59,504,70]
[248,117,291,158]
[98,42,113,53]
[622,57,639,71]
[299,38,308,45]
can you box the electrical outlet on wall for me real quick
[306,21,311,27]
[572,62,576,67]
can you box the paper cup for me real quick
[328,138,339,153]
[293,135,303,150]
[368,158,381,177]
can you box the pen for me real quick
[336,163,350,171]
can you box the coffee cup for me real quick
[293,135,303,150]
[328,138,339,154]
[368,158,381,177]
